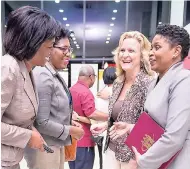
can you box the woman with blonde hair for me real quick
[91,31,154,169]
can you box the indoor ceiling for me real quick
[4,0,152,58]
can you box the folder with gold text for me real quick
[125,112,179,169]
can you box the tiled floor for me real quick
[20,146,100,169]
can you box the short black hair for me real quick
[3,6,58,61]
[54,22,73,46]
[103,67,117,85]
[156,24,190,60]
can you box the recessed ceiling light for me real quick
[63,17,67,21]
[77,46,80,49]
[76,44,79,47]
[115,0,120,2]
[70,34,75,37]
[111,17,116,20]
[55,0,60,3]
[74,41,77,44]
[107,37,110,40]
[66,24,70,27]
[72,37,76,40]
[4,25,7,28]
[106,41,109,44]
[113,10,117,13]
[109,30,112,32]
[59,9,64,12]
[110,23,114,26]
[158,22,162,24]
[108,34,111,37]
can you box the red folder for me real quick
[125,112,179,169]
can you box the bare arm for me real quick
[72,111,91,124]
[88,109,108,121]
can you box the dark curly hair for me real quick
[156,24,190,60]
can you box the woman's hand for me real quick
[72,111,79,121]
[128,146,141,169]
[90,122,108,136]
[132,146,141,162]
[72,120,82,128]
[28,127,45,152]
[109,122,134,140]
[69,126,84,140]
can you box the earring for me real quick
[173,55,176,59]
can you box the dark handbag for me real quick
[91,135,104,169]
[91,135,104,146]
[104,116,115,152]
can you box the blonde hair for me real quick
[113,31,154,79]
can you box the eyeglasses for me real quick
[89,74,97,78]
[54,46,73,54]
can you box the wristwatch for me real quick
[76,116,80,122]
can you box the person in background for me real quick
[91,66,117,147]
[1,6,58,169]
[72,67,116,123]
[110,24,190,169]
[24,26,84,169]
[92,67,117,169]
[72,67,116,124]
[96,67,117,114]
[91,31,154,169]
[69,65,108,169]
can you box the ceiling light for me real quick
[76,44,79,47]
[115,0,120,2]
[106,41,109,44]
[109,29,112,32]
[59,9,64,12]
[107,37,110,40]
[158,22,162,25]
[77,46,80,49]
[113,9,117,13]
[108,34,111,37]
[4,25,7,28]
[66,24,70,27]
[71,34,75,38]
[74,41,77,44]
[72,37,76,40]
[111,17,116,20]
[110,23,114,26]
[55,0,60,3]
[63,17,67,21]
